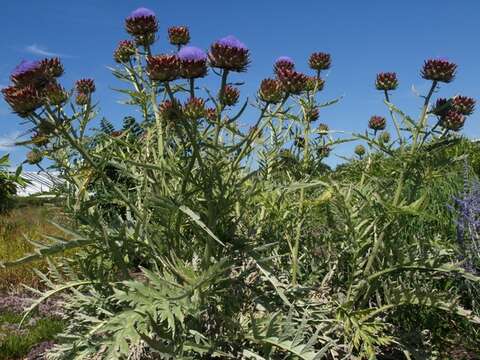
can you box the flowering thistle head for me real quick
[159,99,183,122]
[274,56,295,74]
[125,7,158,46]
[258,78,284,104]
[452,96,475,116]
[178,46,208,79]
[220,85,240,106]
[10,60,45,88]
[146,54,180,82]
[421,58,457,83]
[40,58,64,79]
[375,72,398,91]
[318,145,331,158]
[209,35,249,72]
[368,115,386,131]
[354,144,366,157]
[305,105,319,122]
[432,98,452,116]
[114,40,136,63]
[168,26,190,46]
[183,97,206,120]
[305,76,325,92]
[308,52,331,71]
[75,78,95,94]
[43,82,68,106]
[26,149,43,165]
[2,85,43,117]
[277,68,308,95]
[318,123,329,135]
[440,110,465,131]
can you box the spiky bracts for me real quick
[168,26,190,46]
[125,7,158,46]
[220,85,240,106]
[308,52,331,71]
[368,115,386,131]
[209,36,249,72]
[421,59,457,83]
[2,85,43,117]
[375,72,398,91]
[146,54,180,82]
[178,46,208,79]
[259,78,284,104]
[114,40,136,63]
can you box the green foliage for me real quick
[2,13,480,360]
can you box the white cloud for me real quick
[0,131,21,150]
[24,44,72,58]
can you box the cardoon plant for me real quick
[2,6,480,360]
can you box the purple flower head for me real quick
[216,35,247,50]
[178,46,207,62]
[128,7,156,19]
[276,56,294,66]
[12,60,40,76]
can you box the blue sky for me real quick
[1,0,480,168]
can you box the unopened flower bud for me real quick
[259,78,284,104]
[26,149,43,165]
[168,26,190,46]
[146,54,180,82]
[308,52,331,71]
[220,85,240,106]
[368,115,386,131]
[421,58,457,83]
[375,72,398,91]
[114,40,136,63]
[451,96,475,116]
[183,97,206,120]
[354,144,366,157]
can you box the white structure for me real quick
[16,171,61,197]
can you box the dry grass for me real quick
[0,205,66,291]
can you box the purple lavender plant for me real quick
[450,161,480,274]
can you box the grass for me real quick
[0,202,66,291]
[0,311,64,360]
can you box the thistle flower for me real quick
[43,82,68,106]
[305,76,325,92]
[308,52,331,71]
[75,78,95,94]
[354,144,366,157]
[318,145,331,158]
[159,99,183,122]
[209,35,249,72]
[40,57,64,78]
[440,110,465,131]
[421,58,457,83]
[258,78,284,104]
[125,7,158,45]
[379,131,391,144]
[114,40,136,63]
[168,26,190,46]
[146,54,180,82]
[305,105,319,122]
[183,97,205,120]
[318,123,329,135]
[368,115,386,131]
[432,98,452,116]
[10,60,45,88]
[2,85,43,117]
[26,149,43,165]
[220,85,240,106]
[452,96,475,116]
[375,72,398,91]
[276,69,308,95]
[178,46,208,79]
[274,56,295,74]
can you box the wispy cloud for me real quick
[0,131,21,150]
[24,44,72,58]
